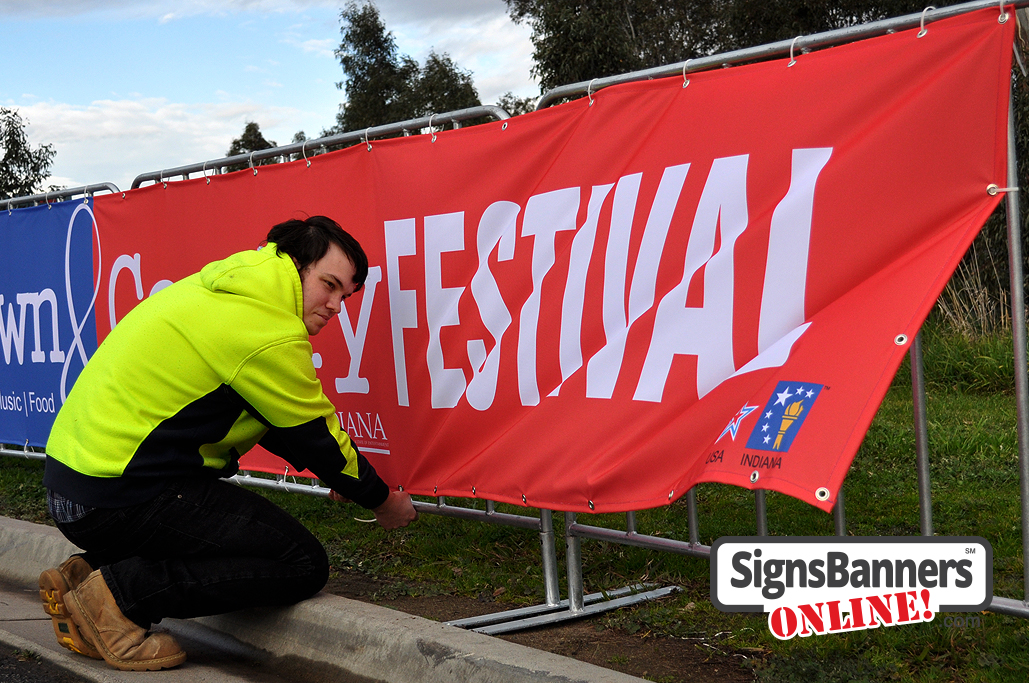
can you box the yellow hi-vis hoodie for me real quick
[43,243,389,510]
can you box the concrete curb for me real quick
[0,516,645,683]
[0,627,124,683]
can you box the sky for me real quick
[0,0,536,191]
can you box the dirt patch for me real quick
[324,572,756,683]
[0,644,89,683]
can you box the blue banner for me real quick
[0,201,98,447]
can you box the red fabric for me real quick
[93,10,1013,512]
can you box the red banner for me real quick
[92,9,1013,513]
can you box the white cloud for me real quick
[376,0,513,24]
[389,10,537,102]
[2,0,538,191]
[17,97,300,190]
[291,37,336,58]
[0,1,339,20]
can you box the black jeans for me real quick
[54,477,329,629]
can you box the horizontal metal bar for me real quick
[445,583,658,629]
[537,0,1029,109]
[470,586,679,635]
[567,520,711,559]
[229,472,332,497]
[417,499,542,531]
[131,104,511,189]
[444,584,658,633]
[228,472,541,531]
[0,446,45,460]
[1,182,121,211]
[989,595,1029,617]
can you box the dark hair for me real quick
[266,216,368,290]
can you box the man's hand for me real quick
[328,490,351,504]
[372,490,418,530]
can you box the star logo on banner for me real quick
[746,381,824,453]
[718,404,759,441]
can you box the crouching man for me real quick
[38,215,416,671]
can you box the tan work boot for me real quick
[39,556,101,659]
[64,570,186,671]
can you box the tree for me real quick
[505,1,962,91]
[505,0,722,92]
[1,107,56,200]
[329,2,480,135]
[224,121,285,173]
[717,1,961,53]
[497,91,538,116]
[227,121,277,160]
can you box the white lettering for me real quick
[385,218,418,407]
[637,155,750,401]
[587,164,691,398]
[0,290,66,365]
[334,266,382,394]
[108,253,144,330]
[518,187,579,406]
[339,411,388,441]
[19,290,65,363]
[375,150,829,410]
[424,212,467,409]
[551,183,613,396]
[758,147,833,352]
[0,293,28,365]
[467,201,519,410]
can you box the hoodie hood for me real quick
[198,243,303,319]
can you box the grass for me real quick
[3,329,1029,681]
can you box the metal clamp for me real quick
[249,152,257,176]
[364,127,372,151]
[682,59,692,88]
[587,79,597,105]
[429,114,437,142]
[999,0,1009,24]
[788,37,800,66]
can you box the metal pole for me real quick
[833,489,846,536]
[755,490,768,536]
[687,487,700,545]
[1003,84,1029,601]
[910,332,934,536]
[539,510,561,607]
[564,512,585,613]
